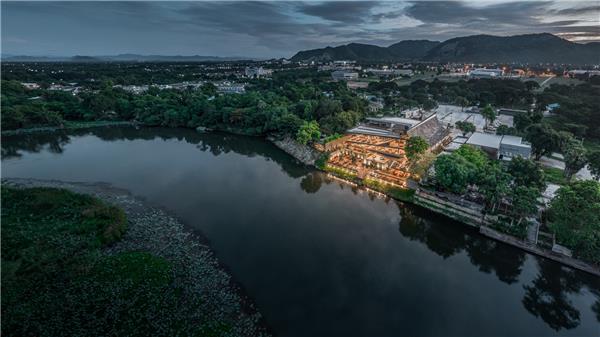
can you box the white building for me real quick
[245,66,272,78]
[217,83,246,94]
[465,132,531,160]
[469,68,504,78]
[21,82,40,90]
[366,68,414,77]
[331,70,359,81]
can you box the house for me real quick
[466,132,531,160]
[498,135,532,160]
[346,81,369,90]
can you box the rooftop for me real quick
[347,126,400,138]
[366,117,421,127]
[466,132,502,149]
[500,135,525,146]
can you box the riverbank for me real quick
[267,135,321,166]
[1,120,137,136]
[319,169,600,276]
[4,126,597,277]
[272,134,600,276]
[1,178,269,337]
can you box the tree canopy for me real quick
[548,180,600,263]
[406,136,429,162]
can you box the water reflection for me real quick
[2,132,71,158]
[2,126,599,335]
[523,259,583,330]
[397,205,600,331]
[398,206,526,283]
[299,172,323,194]
[2,127,308,178]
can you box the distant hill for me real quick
[290,40,439,62]
[291,33,600,65]
[423,33,600,64]
[1,54,255,62]
[387,40,441,60]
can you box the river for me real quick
[2,127,599,337]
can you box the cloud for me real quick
[298,1,379,23]
[1,1,598,57]
[552,5,600,16]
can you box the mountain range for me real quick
[1,54,254,62]
[291,33,600,65]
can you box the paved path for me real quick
[539,75,556,88]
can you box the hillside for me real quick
[291,40,439,62]
[423,33,600,64]
[291,33,599,64]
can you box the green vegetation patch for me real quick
[0,186,224,336]
[315,152,329,170]
[547,180,600,264]
[543,167,568,185]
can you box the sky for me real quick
[2,1,599,58]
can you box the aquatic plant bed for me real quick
[1,178,268,337]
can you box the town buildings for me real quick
[245,66,272,78]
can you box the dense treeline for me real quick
[537,83,600,141]
[433,145,600,262]
[1,69,367,138]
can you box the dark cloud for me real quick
[552,5,600,15]
[1,1,598,58]
[298,1,379,23]
[405,1,551,27]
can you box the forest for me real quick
[2,64,599,152]
[1,68,366,139]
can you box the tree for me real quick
[525,123,560,160]
[496,125,518,136]
[455,144,488,169]
[454,96,469,111]
[508,156,546,191]
[406,136,429,162]
[296,120,320,145]
[587,150,600,180]
[562,138,587,181]
[422,99,438,111]
[547,180,600,263]
[455,121,476,136]
[510,186,540,226]
[477,162,511,212]
[274,113,303,136]
[524,80,540,91]
[481,104,496,129]
[434,154,476,194]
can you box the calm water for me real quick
[2,127,599,337]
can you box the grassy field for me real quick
[0,187,228,337]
